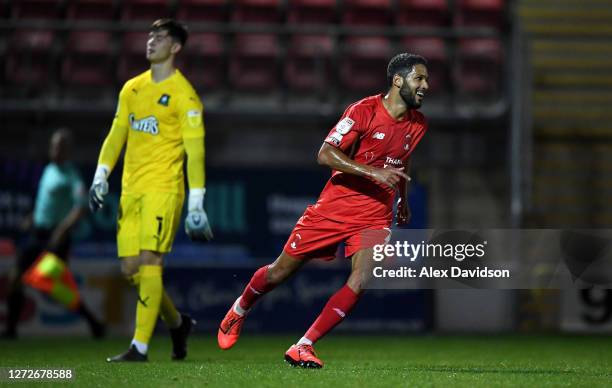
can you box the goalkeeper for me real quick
[89,19,212,362]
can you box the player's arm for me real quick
[181,95,213,241]
[317,143,408,189]
[319,106,409,189]
[396,157,411,227]
[49,176,88,249]
[89,88,129,212]
[49,206,87,250]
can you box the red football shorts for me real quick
[283,205,391,260]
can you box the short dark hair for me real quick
[387,53,427,86]
[52,127,74,148]
[150,19,188,47]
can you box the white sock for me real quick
[297,336,313,346]
[233,297,247,317]
[131,339,148,355]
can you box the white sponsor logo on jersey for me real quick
[372,132,386,140]
[335,117,355,135]
[383,156,403,168]
[129,113,159,135]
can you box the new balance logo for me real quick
[372,132,386,140]
[332,308,346,318]
[220,318,239,334]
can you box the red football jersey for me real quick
[312,94,428,225]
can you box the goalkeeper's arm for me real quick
[184,136,213,241]
[89,119,128,212]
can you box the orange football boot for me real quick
[284,344,324,368]
[217,301,246,350]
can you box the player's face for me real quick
[146,30,176,63]
[399,64,429,109]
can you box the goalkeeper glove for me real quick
[89,165,109,213]
[185,188,213,241]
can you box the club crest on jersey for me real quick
[335,117,355,135]
[158,94,171,106]
[129,113,159,135]
[404,134,412,151]
[187,110,202,128]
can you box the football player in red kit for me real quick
[218,53,430,368]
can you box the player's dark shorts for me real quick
[16,227,71,274]
[283,205,391,260]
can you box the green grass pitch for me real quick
[1,335,611,387]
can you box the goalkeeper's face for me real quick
[146,29,180,64]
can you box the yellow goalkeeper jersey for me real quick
[100,69,204,195]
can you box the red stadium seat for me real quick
[8,29,55,51]
[232,0,282,24]
[396,0,450,28]
[456,38,503,95]
[62,31,115,86]
[176,0,228,22]
[175,33,226,90]
[117,32,150,81]
[342,0,392,26]
[285,34,335,92]
[400,37,448,94]
[11,0,64,19]
[5,30,56,90]
[121,0,173,21]
[456,0,506,29]
[121,31,149,55]
[340,36,392,93]
[229,33,280,90]
[287,0,337,25]
[66,0,116,21]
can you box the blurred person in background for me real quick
[89,19,212,362]
[218,53,430,368]
[2,128,105,339]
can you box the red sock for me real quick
[304,285,360,344]
[238,266,275,310]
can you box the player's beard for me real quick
[399,84,421,109]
